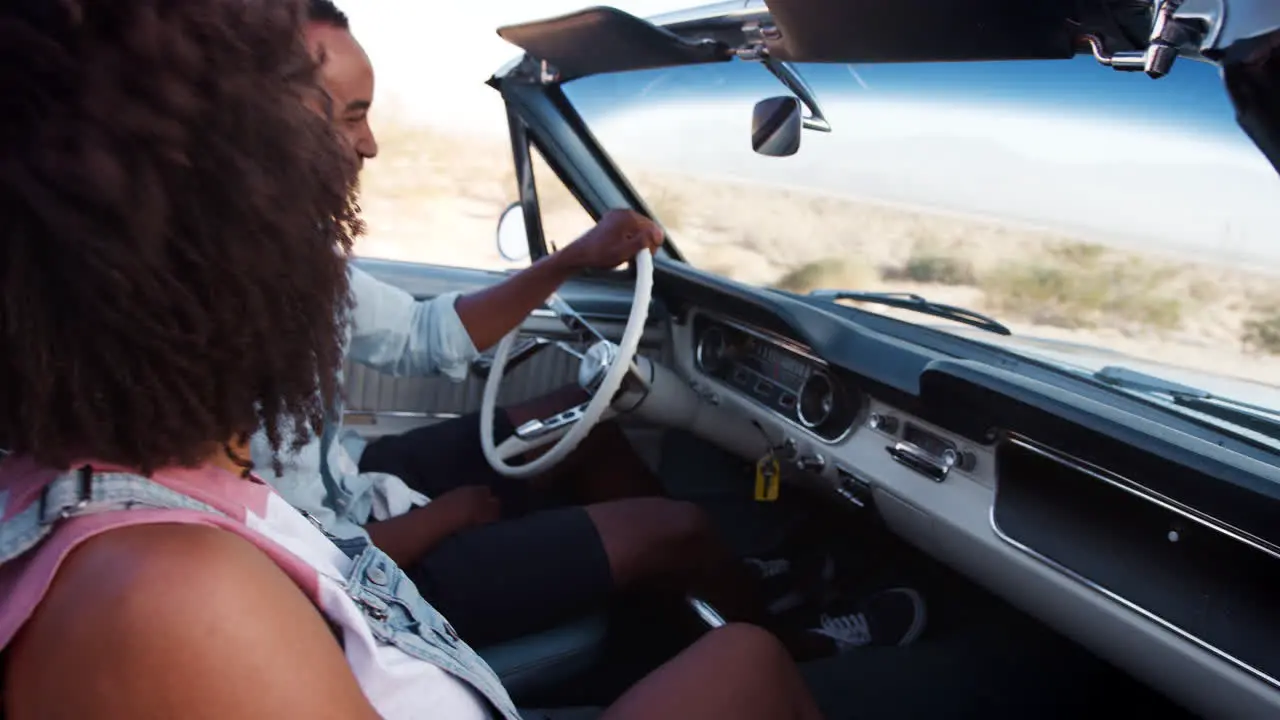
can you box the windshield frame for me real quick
[497,74,686,264]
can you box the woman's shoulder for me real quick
[4,523,378,718]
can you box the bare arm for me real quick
[365,507,452,568]
[4,524,380,720]
[365,487,499,567]
[454,250,581,353]
[454,209,663,353]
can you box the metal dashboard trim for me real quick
[687,309,855,445]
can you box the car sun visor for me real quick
[759,0,1079,63]
[497,6,731,82]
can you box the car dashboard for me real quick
[657,260,1280,719]
[690,311,860,444]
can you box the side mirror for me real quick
[496,202,531,262]
[751,96,803,157]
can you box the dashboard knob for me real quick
[941,448,977,472]
[796,452,826,473]
[868,413,899,434]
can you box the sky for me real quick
[338,1,1280,266]
[567,59,1280,265]
[340,0,687,134]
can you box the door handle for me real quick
[886,442,949,482]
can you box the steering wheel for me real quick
[480,250,654,478]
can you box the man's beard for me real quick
[346,173,361,204]
[341,175,366,243]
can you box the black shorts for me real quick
[358,413,614,647]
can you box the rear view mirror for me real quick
[496,202,531,262]
[751,96,802,157]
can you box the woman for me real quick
[0,1,823,718]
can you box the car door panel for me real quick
[345,259,669,439]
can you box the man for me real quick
[254,0,927,655]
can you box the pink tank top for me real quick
[0,457,501,719]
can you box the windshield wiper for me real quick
[808,290,1012,336]
[1094,366,1280,440]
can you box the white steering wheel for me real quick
[480,250,654,478]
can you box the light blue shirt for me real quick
[251,265,480,540]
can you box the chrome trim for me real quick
[988,506,1280,691]
[685,596,728,629]
[1078,0,1197,78]
[796,371,834,429]
[694,325,726,372]
[515,402,588,440]
[833,463,870,508]
[691,310,826,365]
[577,340,617,394]
[886,441,950,482]
[989,435,1280,690]
[723,368,854,444]
[1175,0,1225,51]
[1004,433,1280,561]
[761,57,832,132]
[342,410,462,422]
[530,307,632,324]
[687,312,855,445]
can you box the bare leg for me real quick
[584,498,838,659]
[584,499,768,624]
[602,623,823,720]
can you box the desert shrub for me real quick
[1045,240,1107,266]
[897,253,977,286]
[1187,278,1223,304]
[1242,307,1280,355]
[982,254,1183,331]
[773,257,877,294]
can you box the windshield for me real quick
[563,56,1280,421]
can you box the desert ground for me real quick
[356,117,1280,389]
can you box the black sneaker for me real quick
[808,587,928,650]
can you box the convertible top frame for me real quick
[489,0,1280,190]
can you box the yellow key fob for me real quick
[754,455,781,502]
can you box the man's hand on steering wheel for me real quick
[561,209,663,271]
[480,214,657,479]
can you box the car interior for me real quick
[343,0,1280,717]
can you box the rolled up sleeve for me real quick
[345,265,479,380]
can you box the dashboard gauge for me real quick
[695,326,729,373]
[797,371,835,428]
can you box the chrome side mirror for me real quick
[751,96,803,157]
[496,202,531,262]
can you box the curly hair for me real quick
[0,0,362,473]
[310,0,351,29]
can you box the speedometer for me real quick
[695,326,729,373]
[797,371,835,429]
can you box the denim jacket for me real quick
[0,467,520,720]
[250,264,480,541]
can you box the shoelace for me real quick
[812,612,872,648]
[744,557,791,579]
